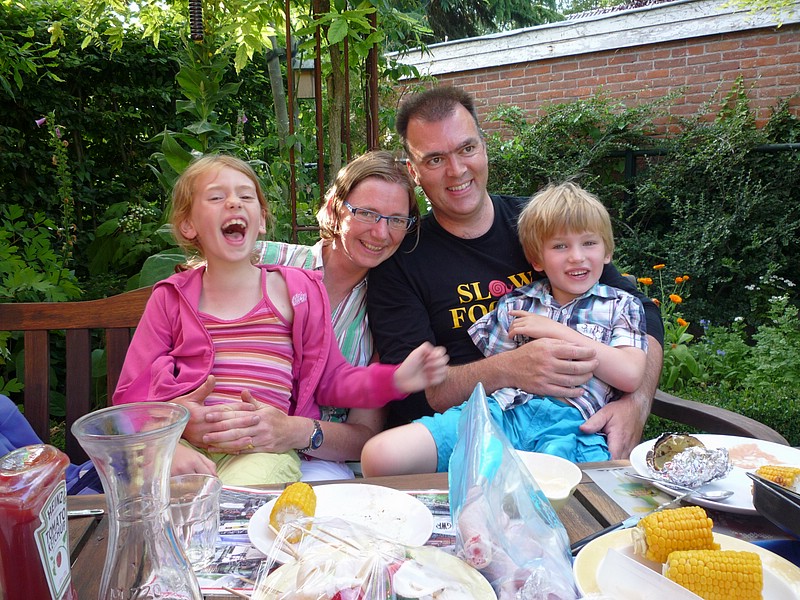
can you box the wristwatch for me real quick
[299,419,323,453]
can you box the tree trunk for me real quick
[267,35,290,148]
[327,40,345,179]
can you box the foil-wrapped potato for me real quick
[646,433,732,488]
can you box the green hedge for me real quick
[486,85,800,329]
[642,385,800,447]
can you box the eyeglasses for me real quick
[343,200,417,231]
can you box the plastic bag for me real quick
[448,384,578,600]
[253,516,494,599]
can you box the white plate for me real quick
[247,483,434,561]
[257,545,496,599]
[573,528,800,598]
[630,434,800,515]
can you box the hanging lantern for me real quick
[189,0,204,41]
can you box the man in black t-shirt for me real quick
[366,87,664,459]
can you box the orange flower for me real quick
[682,275,690,281]
[669,294,683,304]
[652,298,661,307]
[653,264,666,270]
[675,276,684,284]
[638,277,653,286]
[677,317,688,327]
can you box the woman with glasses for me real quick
[252,150,421,480]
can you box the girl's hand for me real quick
[394,342,449,394]
[171,443,216,477]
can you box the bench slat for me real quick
[0,287,152,462]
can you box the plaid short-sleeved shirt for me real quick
[468,280,648,419]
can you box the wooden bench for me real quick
[0,287,152,462]
[651,388,788,444]
[0,286,789,463]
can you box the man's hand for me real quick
[426,337,597,413]
[580,393,647,459]
[171,443,216,477]
[503,338,597,399]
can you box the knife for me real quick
[570,491,690,555]
[67,508,105,518]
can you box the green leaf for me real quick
[155,223,176,245]
[234,45,248,73]
[95,219,120,236]
[160,131,194,175]
[139,250,188,287]
[327,18,349,45]
[91,348,107,379]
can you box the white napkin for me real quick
[597,548,703,600]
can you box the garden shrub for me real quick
[486,92,670,200]
[621,81,800,327]
[486,84,800,329]
[643,385,800,447]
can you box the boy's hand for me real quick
[508,310,570,340]
[394,342,449,394]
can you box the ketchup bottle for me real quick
[0,445,78,600]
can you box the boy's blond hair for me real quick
[170,154,273,255]
[517,182,615,267]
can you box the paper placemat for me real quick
[583,466,790,542]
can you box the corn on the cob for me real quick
[632,505,719,563]
[663,549,763,600]
[755,465,800,492]
[269,482,317,543]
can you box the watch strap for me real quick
[299,419,322,453]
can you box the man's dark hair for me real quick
[396,86,481,151]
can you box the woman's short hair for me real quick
[317,150,420,241]
[170,154,273,255]
[517,182,615,267]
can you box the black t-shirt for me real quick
[367,194,663,426]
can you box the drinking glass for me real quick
[170,473,222,570]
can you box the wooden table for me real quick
[63,460,639,598]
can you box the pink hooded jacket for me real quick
[112,264,404,418]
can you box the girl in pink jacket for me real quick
[114,155,448,485]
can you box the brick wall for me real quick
[399,25,800,135]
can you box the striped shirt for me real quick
[200,293,294,412]
[255,240,373,422]
[468,280,647,419]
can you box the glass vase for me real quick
[72,402,202,600]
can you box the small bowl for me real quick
[515,450,582,511]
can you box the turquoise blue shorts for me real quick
[416,395,611,472]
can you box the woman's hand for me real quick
[171,376,259,449]
[203,390,306,454]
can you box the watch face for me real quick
[310,424,323,449]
